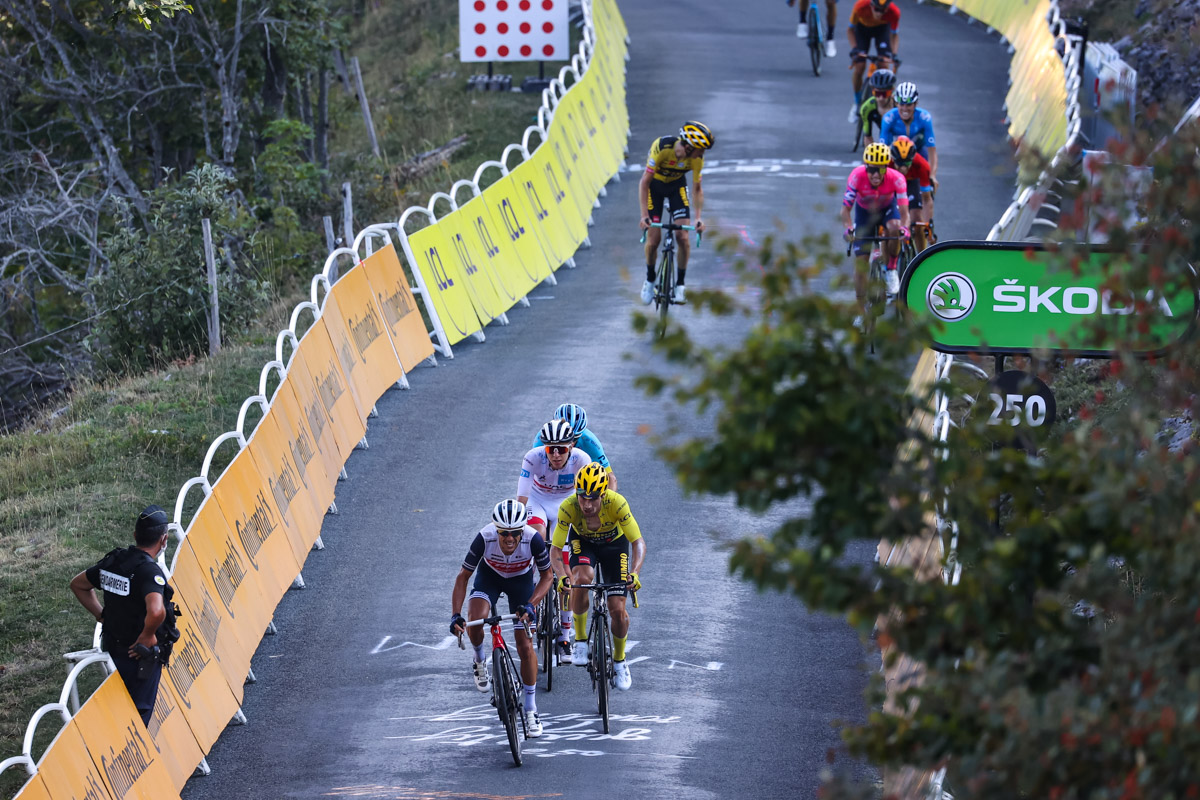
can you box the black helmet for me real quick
[868,69,896,92]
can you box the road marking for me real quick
[623,157,858,176]
[624,656,651,666]
[666,659,724,671]
[324,787,564,798]
[371,635,458,655]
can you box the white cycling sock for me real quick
[473,643,485,661]
[524,683,537,712]
[560,610,572,639]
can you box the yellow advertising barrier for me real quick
[481,171,557,286]
[245,406,326,560]
[508,157,573,268]
[261,374,337,519]
[155,588,240,783]
[289,319,368,463]
[321,265,405,420]
[168,502,268,695]
[70,675,182,800]
[456,190,543,303]
[555,89,614,193]
[33,721,118,800]
[210,447,305,602]
[431,207,518,320]
[402,221,486,346]
[358,244,437,372]
[548,107,601,204]
[10,774,51,800]
[523,143,589,258]
[436,205,523,312]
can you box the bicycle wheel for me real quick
[808,9,822,76]
[538,588,556,689]
[655,250,673,336]
[492,652,522,766]
[591,611,611,733]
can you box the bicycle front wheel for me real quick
[655,251,673,336]
[492,652,523,766]
[538,588,556,690]
[591,612,611,732]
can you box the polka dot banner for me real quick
[459,0,568,63]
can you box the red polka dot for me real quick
[520,21,531,33]
[475,45,487,57]
[543,44,555,56]
[497,0,508,7]
[520,44,532,56]
[543,21,554,32]
[474,0,485,9]
[498,44,510,56]
[519,0,530,9]
[475,22,485,33]
[542,0,553,8]
[498,21,509,32]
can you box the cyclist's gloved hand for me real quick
[627,572,642,592]
[844,227,855,243]
[899,226,911,239]
[555,575,571,592]
[450,613,466,636]
[849,47,865,61]
[639,216,652,231]
[695,219,706,234]
[518,603,536,623]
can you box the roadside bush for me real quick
[88,165,270,372]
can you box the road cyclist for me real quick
[787,0,838,59]
[638,120,714,306]
[846,0,900,123]
[858,68,897,149]
[450,499,553,738]
[842,142,911,309]
[530,403,618,662]
[889,135,936,251]
[879,81,938,192]
[550,462,646,692]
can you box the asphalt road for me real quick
[181,2,1015,798]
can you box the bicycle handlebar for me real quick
[573,582,640,609]
[455,613,532,649]
[640,222,702,248]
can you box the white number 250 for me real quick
[988,392,1047,427]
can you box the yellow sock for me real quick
[573,613,588,640]
[613,635,627,661]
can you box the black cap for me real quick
[135,505,169,536]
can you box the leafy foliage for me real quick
[88,165,269,370]
[640,124,1200,797]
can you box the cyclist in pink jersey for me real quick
[841,141,910,305]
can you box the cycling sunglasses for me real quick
[894,159,913,169]
[546,445,570,456]
[496,528,524,538]
[865,165,885,175]
[576,491,603,500]
[872,90,893,98]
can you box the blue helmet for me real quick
[554,403,588,437]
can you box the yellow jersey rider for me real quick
[637,120,715,306]
[551,462,645,691]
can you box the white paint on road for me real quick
[623,157,858,176]
[666,659,724,671]
[370,635,458,655]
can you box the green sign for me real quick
[901,241,1198,357]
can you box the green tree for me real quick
[637,124,1200,797]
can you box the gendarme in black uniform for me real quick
[72,505,178,726]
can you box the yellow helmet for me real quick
[575,462,609,496]
[863,142,892,167]
[679,120,715,150]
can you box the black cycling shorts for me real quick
[567,534,631,597]
[853,24,892,57]
[647,179,691,222]
[906,179,924,210]
[470,567,535,613]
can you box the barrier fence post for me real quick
[202,218,221,356]
[342,182,355,247]
[350,56,381,158]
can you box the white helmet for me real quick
[895,82,919,105]
[492,499,529,530]
[540,418,575,445]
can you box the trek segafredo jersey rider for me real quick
[462,523,552,580]
[517,446,591,531]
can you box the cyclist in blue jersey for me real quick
[530,403,616,491]
[879,81,938,191]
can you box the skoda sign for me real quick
[901,241,1199,357]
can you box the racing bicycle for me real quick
[641,221,701,337]
[846,228,908,351]
[458,613,532,766]
[573,580,638,734]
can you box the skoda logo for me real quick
[926,272,977,322]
